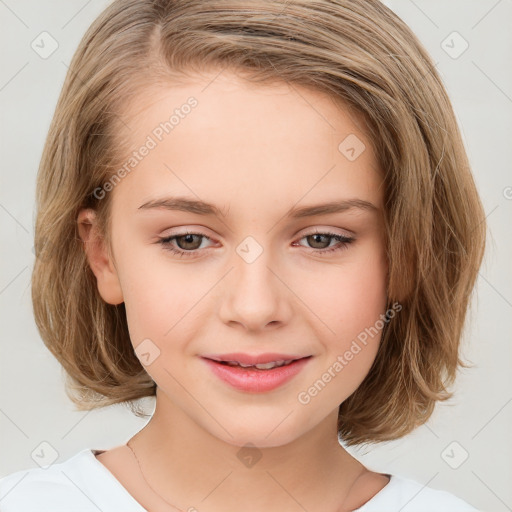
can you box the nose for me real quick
[218,247,292,332]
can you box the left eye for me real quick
[157,231,355,258]
[293,232,355,254]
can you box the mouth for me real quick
[202,352,312,369]
[211,358,305,370]
[201,354,313,392]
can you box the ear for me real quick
[77,208,124,305]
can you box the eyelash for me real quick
[157,230,355,258]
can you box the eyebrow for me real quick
[137,196,378,218]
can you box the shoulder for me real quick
[0,449,100,512]
[0,448,144,512]
[356,473,479,512]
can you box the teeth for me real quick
[224,359,294,369]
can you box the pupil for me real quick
[178,234,200,250]
[308,234,329,249]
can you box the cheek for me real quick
[293,242,387,389]
[297,246,387,338]
[116,250,198,347]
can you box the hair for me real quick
[31,0,486,447]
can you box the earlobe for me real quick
[77,208,124,305]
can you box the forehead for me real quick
[111,69,383,217]
[124,69,370,152]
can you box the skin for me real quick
[78,68,390,512]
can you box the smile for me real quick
[201,355,312,393]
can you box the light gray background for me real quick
[1,1,511,510]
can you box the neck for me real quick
[128,388,366,512]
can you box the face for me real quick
[80,69,388,448]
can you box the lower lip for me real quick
[202,357,311,393]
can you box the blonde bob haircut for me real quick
[32,0,486,446]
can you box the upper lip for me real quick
[202,353,310,365]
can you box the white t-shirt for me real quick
[0,448,479,511]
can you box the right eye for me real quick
[157,231,215,258]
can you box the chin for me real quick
[203,414,310,450]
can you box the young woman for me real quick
[0,1,485,510]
